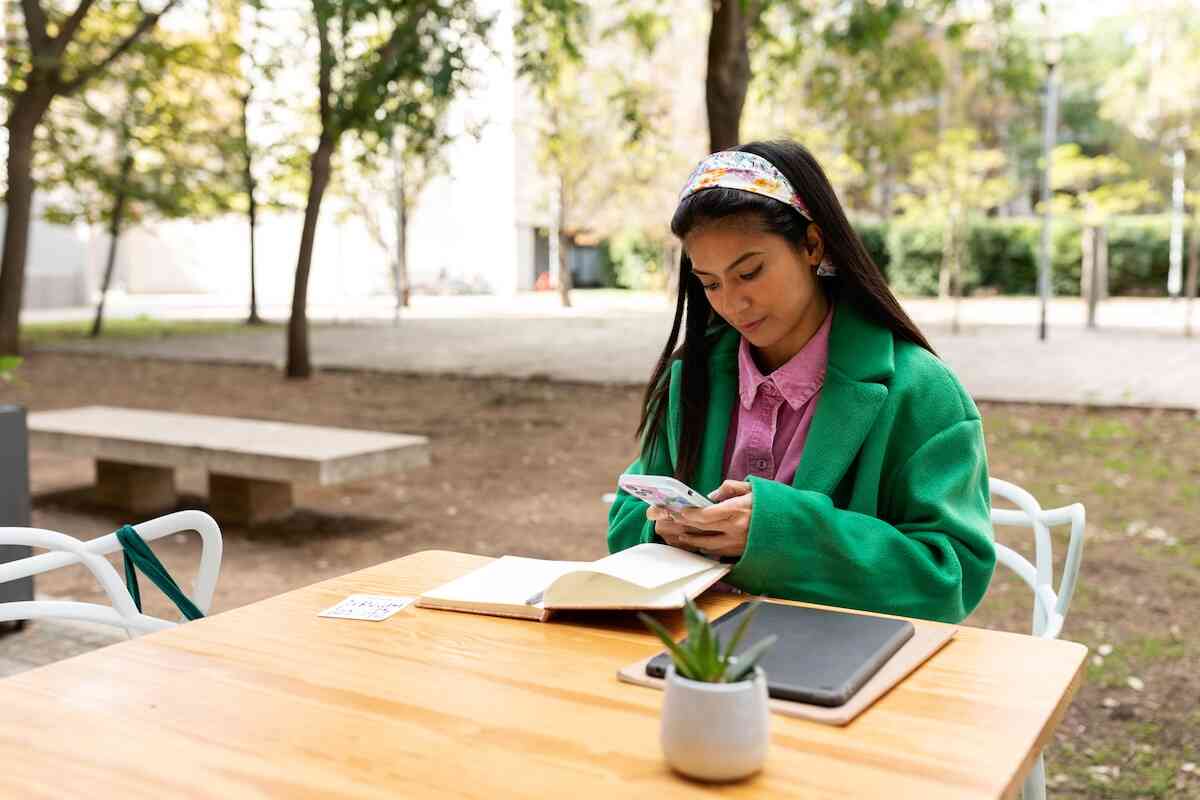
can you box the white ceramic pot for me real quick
[660,664,770,782]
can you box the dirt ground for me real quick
[2,352,1197,799]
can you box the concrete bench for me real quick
[28,406,431,525]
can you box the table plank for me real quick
[0,551,1086,799]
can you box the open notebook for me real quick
[416,543,731,622]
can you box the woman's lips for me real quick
[740,317,766,333]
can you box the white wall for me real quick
[2,204,91,309]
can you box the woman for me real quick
[607,141,994,624]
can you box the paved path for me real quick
[30,295,1200,410]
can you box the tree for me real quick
[1100,1,1200,298]
[1047,143,1159,326]
[336,126,456,319]
[818,1,946,216]
[211,0,305,326]
[284,0,492,378]
[897,128,1014,331]
[1,0,182,355]
[39,27,239,337]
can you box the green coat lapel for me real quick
[792,302,894,495]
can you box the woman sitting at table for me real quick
[607,141,994,624]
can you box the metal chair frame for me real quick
[989,477,1086,800]
[0,510,222,639]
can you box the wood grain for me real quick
[0,550,1086,799]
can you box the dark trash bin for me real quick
[0,405,33,635]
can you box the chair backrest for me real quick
[988,478,1085,640]
[0,510,222,639]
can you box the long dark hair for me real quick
[636,139,934,485]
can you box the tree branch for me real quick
[19,0,49,53]
[52,0,98,57]
[315,3,334,128]
[57,0,180,96]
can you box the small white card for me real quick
[318,594,415,621]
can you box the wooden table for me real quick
[0,551,1086,799]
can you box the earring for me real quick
[816,257,837,277]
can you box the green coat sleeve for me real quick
[608,367,680,554]
[606,458,658,553]
[727,419,995,623]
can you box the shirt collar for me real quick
[737,307,833,412]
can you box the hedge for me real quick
[850,215,1196,297]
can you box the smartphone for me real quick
[617,474,714,511]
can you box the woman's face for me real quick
[684,216,829,369]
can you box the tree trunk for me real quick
[879,161,895,221]
[948,222,962,334]
[938,221,953,301]
[1081,224,1097,329]
[247,187,262,324]
[0,91,52,356]
[391,145,410,317]
[705,0,753,153]
[90,154,134,338]
[242,94,263,326]
[1185,220,1199,337]
[557,174,572,308]
[286,136,335,379]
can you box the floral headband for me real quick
[678,150,837,276]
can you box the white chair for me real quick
[989,477,1086,800]
[0,510,222,639]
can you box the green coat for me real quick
[607,301,994,623]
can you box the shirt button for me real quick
[754,458,769,471]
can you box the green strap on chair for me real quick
[115,525,205,621]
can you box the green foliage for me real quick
[0,357,21,384]
[864,216,1196,297]
[608,230,667,291]
[639,599,777,684]
[38,22,240,229]
[1048,144,1161,224]
[852,221,891,278]
[1100,4,1200,146]
[310,0,493,150]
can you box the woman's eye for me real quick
[702,282,719,291]
[739,266,763,281]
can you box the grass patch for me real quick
[1085,635,1185,689]
[22,316,277,344]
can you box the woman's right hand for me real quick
[646,506,713,552]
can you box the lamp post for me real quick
[1037,29,1063,342]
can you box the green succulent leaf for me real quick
[723,634,778,683]
[638,612,702,680]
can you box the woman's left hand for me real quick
[668,480,754,559]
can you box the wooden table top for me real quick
[0,550,1086,799]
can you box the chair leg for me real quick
[1022,752,1047,800]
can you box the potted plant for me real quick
[640,599,777,782]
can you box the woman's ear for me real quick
[805,223,825,267]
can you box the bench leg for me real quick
[208,473,293,526]
[96,460,177,515]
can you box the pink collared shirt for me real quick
[722,309,833,486]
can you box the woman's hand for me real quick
[645,480,753,559]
